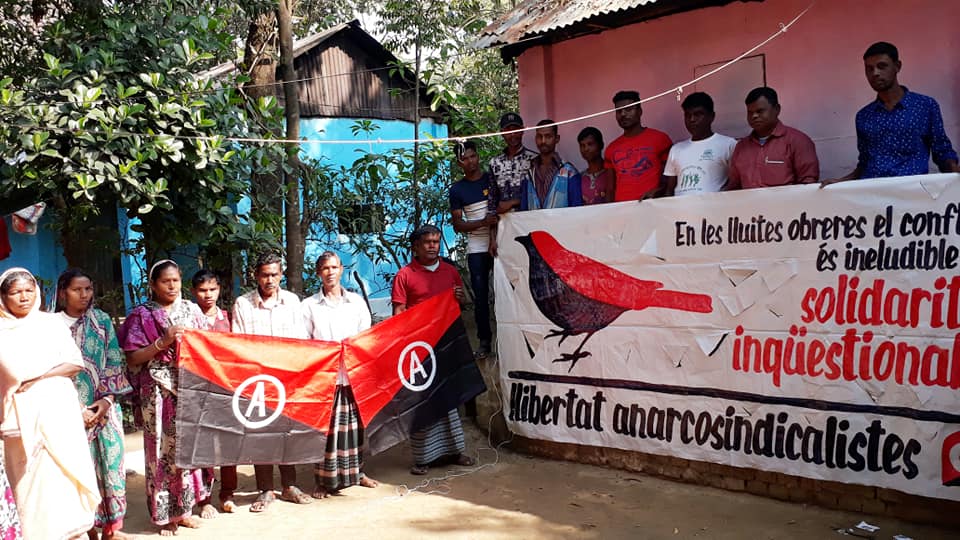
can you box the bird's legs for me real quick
[552,331,596,372]
[544,328,571,345]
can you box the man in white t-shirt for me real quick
[664,92,737,196]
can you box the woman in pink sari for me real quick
[0,267,99,539]
[118,261,214,536]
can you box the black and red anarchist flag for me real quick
[175,290,485,467]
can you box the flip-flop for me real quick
[280,486,313,504]
[410,464,429,475]
[454,454,476,466]
[249,490,275,513]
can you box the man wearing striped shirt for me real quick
[450,141,498,358]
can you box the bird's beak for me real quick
[514,234,530,245]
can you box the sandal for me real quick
[249,490,275,513]
[279,486,313,505]
[454,454,476,466]
[410,464,429,475]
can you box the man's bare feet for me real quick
[279,486,313,504]
[179,517,201,529]
[220,498,236,513]
[359,475,379,488]
[311,485,335,499]
[102,532,133,540]
[199,503,218,519]
[87,529,99,540]
[159,523,177,537]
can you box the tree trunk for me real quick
[277,0,304,295]
[243,10,283,218]
[411,28,422,229]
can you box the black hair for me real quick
[254,251,283,272]
[455,140,478,160]
[149,260,179,282]
[577,127,604,147]
[191,269,221,289]
[1,270,36,295]
[682,92,715,114]
[410,224,442,245]
[745,87,779,107]
[612,90,641,104]
[864,41,898,62]
[535,119,558,134]
[315,251,341,270]
[55,268,93,312]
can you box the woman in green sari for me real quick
[55,269,133,540]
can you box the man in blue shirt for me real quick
[449,140,497,357]
[824,41,959,185]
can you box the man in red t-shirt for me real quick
[391,225,475,475]
[604,90,673,201]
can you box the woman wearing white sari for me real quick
[0,268,100,539]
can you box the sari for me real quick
[117,299,213,526]
[0,268,99,539]
[62,307,133,534]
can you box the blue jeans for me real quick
[467,252,493,343]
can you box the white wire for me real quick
[12,2,815,148]
[317,352,513,524]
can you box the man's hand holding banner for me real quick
[175,290,486,468]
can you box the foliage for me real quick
[0,1,283,265]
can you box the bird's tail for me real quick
[648,289,713,313]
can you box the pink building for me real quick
[479,0,960,179]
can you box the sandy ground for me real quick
[116,423,957,540]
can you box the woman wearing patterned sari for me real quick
[0,267,99,539]
[118,260,215,536]
[55,269,133,539]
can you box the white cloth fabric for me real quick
[231,289,306,339]
[302,289,371,385]
[0,267,100,539]
[664,133,737,195]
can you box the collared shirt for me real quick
[301,289,371,342]
[206,307,230,333]
[231,288,306,339]
[856,88,959,179]
[391,259,463,309]
[727,121,820,189]
[520,154,583,210]
[487,147,537,212]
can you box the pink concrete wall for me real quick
[515,0,960,179]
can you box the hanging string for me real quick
[6,2,815,148]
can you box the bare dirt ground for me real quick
[118,424,956,540]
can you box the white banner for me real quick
[494,174,960,501]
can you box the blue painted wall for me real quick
[0,213,68,307]
[4,117,453,318]
[298,117,454,317]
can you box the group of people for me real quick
[0,223,477,538]
[447,42,959,345]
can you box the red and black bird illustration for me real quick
[515,231,713,371]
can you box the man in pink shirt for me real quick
[726,87,820,190]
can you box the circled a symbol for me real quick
[398,341,436,392]
[232,374,286,429]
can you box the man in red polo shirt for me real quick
[604,90,673,201]
[391,225,475,475]
[726,87,820,189]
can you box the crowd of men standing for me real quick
[448,41,960,347]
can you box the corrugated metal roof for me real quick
[476,0,661,49]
